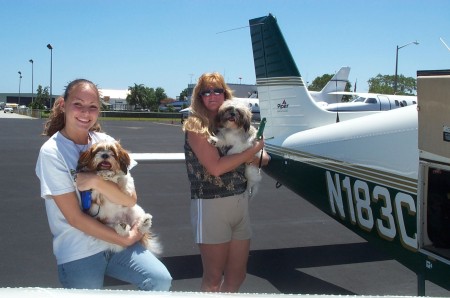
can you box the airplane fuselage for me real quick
[249,14,450,293]
[263,106,420,264]
[325,94,417,112]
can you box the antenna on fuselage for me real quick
[335,71,340,123]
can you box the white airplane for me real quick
[234,94,261,118]
[324,92,417,112]
[247,13,450,295]
[309,66,351,106]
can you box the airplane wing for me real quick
[328,91,371,96]
[130,153,185,163]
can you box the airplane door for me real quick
[377,95,391,111]
[418,70,450,159]
[417,70,450,258]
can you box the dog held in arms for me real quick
[77,140,161,254]
[209,100,262,199]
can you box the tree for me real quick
[308,74,333,91]
[154,87,167,107]
[144,87,157,110]
[127,84,146,108]
[29,85,49,110]
[179,88,189,101]
[368,74,416,95]
[126,84,167,111]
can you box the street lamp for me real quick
[47,43,53,108]
[18,71,22,105]
[29,59,34,103]
[394,40,419,94]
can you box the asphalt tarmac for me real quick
[0,112,449,296]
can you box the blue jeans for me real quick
[58,243,172,290]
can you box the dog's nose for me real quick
[101,153,109,159]
[230,112,235,117]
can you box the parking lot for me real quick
[0,113,449,296]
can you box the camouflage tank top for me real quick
[184,134,247,199]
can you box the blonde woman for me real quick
[183,72,270,292]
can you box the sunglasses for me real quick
[200,88,224,97]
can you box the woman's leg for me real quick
[199,238,250,292]
[199,242,230,292]
[58,251,107,289]
[221,238,250,292]
[106,243,172,291]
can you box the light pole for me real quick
[47,43,53,108]
[18,71,22,105]
[394,40,419,94]
[29,59,34,103]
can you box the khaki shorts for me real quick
[190,193,251,244]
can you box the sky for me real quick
[1,0,449,99]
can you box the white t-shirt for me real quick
[36,131,125,265]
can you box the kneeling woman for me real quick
[36,79,172,290]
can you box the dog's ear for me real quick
[117,147,131,174]
[77,150,90,172]
[243,115,251,132]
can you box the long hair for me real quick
[42,79,102,136]
[182,72,233,137]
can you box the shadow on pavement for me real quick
[106,242,390,295]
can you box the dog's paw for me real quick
[114,222,131,236]
[138,214,153,233]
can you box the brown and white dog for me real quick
[209,100,262,199]
[77,140,161,254]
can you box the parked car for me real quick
[4,107,13,113]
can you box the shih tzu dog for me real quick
[209,100,262,199]
[77,140,161,254]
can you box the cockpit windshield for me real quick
[352,96,366,103]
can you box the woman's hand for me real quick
[75,172,99,191]
[120,224,144,247]
[53,192,142,247]
[75,172,137,207]
[246,149,271,167]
